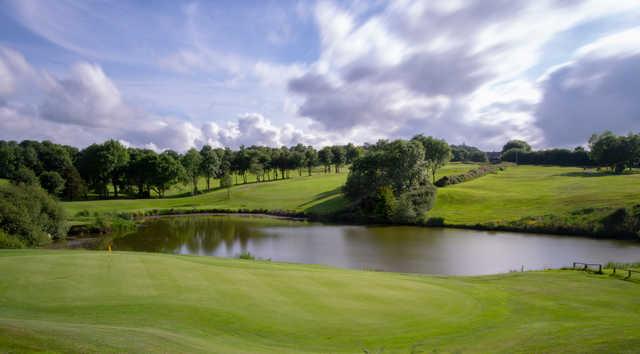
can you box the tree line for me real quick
[0,140,365,200]
[500,132,640,173]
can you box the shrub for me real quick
[435,163,510,187]
[425,217,445,226]
[391,192,417,224]
[237,251,255,260]
[0,183,67,246]
[0,230,25,249]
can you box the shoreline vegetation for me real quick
[65,166,640,241]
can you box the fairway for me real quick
[431,165,640,224]
[0,250,638,353]
[64,164,640,229]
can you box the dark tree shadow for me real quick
[304,195,348,215]
[556,171,640,178]
[297,187,343,208]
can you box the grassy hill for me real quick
[0,250,638,353]
[63,164,640,231]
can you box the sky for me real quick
[1,0,640,152]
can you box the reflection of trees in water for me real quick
[112,216,275,255]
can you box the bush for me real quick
[0,183,67,246]
[425,217,445,226]
[0,230,25,249]
[391,193,417,223]
[435,163,510,187]
[237,251,255,260]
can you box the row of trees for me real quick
[500,132,640,173]
[0,140,365,200]
[450,144,488,163]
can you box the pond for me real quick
[78,215,640,275]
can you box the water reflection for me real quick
[105,215,640,275]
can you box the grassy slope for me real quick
[430,165,640,224]
[63,164,640,227]
[62,163,477,221]
[0,178,8,186]
[0,250,638,353]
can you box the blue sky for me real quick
[1,0,640,151]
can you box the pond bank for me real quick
[67,204,640,242]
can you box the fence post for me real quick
[598,264,602,273]
[573,262,576,269]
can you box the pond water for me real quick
[93,215,640,275]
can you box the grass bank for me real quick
[0,250,638,353]
[62,165,640,238]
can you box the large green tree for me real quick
[344,139,437,223]
[199,145,220,191]
[412,135,451,183]
[181,148,202,195]
[589,132,640,173]
[502,139,532,154]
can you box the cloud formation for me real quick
[0,46,322,151]
[288,0,639,149]
[536,28,640,146]
[2,1,640,150]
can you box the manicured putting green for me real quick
[0,250,638,353]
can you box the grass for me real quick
[0,178,8,186]
[63,164,640,230]
[430,165,640,224]
[0,249,638,353]
[62,163,479,223]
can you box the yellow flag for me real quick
[108,244,112,253]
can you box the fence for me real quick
[572,262,602,273]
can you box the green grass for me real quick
[63,164,640,228]
[431,165,640,224]
[1,250,638,353]
[62,164,479,222]
[0,178,8,186]
[64,172,349,221]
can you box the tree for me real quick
[331,145,346,173]
[304,146,318,176]
[589,132,640,173]
[181,148,202,195]
[318,147,333,174]
[345,143,363,164]
[220,173,233,200]
[62,165,87,200]
[412,135,451,183]
[39,171,65,196]
[102,140,129,198]
[77,140,128,198]
[0,141,19,178]
[11,166,39,186]
[150,152,184,197]
[502,139,531,154]
[344,139,437,223]
[199,145,220,191]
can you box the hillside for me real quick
[63,165,640,231]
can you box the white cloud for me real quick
[288,0,640,149]
[535,27,640,147]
